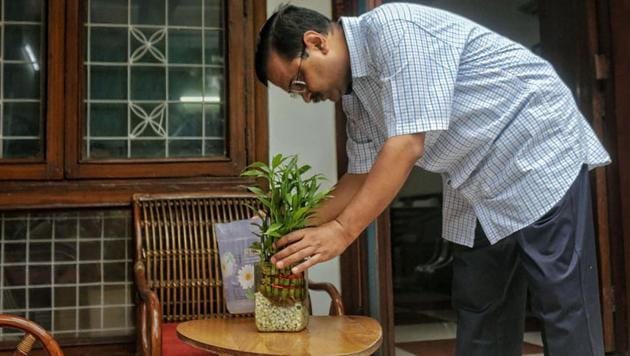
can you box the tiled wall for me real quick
[0,209,134,340]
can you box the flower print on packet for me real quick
[221,252,237,278]
[214,217,261,314]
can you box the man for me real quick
[255,3,610,356]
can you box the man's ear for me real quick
[303,30,329,54]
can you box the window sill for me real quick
[0,177,256,210]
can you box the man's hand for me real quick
[270,132,425,275]
[270,219,354,274]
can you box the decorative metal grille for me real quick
[0,209,134,340]
[84,0,226,160]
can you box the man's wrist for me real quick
[333,217,357,247]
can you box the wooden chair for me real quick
[133,192,345,356]
[0,314,63,356]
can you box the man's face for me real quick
[265,30,349,103]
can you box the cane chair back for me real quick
[133,192,261,322]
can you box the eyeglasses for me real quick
[288,45,307,98]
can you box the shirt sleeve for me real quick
[342,93,379,174]
[370,19,461,138]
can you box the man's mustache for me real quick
[312,93,324,102]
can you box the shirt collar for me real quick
[340,16,369,79]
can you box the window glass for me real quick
[84,0,226,160]
[1,0,46,160]
[0,210,134,341]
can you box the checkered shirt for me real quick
[340,3,610,247]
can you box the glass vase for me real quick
[254,261,309,332]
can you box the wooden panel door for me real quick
[538,0,615,351]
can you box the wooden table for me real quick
[176,315,383,355]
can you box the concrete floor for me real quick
[394,310,544,356]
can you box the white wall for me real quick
[266,0,340,315]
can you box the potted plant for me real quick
[241,154,331,332]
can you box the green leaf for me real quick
[243,202,260,214]
[271,153,286,168]
[245,161,270,170]
[246,186,266,196]
[265,222,283,235]
[242,154,332,261]
[242,168,266,178]
[298,164,312,175]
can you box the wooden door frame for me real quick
[332,0,370,319]
[538,0,617,351]
[333,1,394,354]
[606,0,630,353]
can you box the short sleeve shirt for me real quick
[340,3,610,246]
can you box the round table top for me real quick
[176,315,383,356]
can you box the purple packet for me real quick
[214,217,261,314]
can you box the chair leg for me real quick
[137,301,150,356]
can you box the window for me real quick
[0,0,266,349]
[1,1,46,160]
[0,0,64,180]
[66,0,254,179]
[84,0,226,161]
[0,0,266,205]
[0,209,134,342]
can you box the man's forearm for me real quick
[335,133,425,242]
[309,173,367,226]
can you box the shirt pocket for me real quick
[346,118,373,144]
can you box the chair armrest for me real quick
[308,280,345,316]
[134,261,163,356]
[0,314,63,356]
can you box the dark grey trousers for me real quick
[452,166,604,356]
